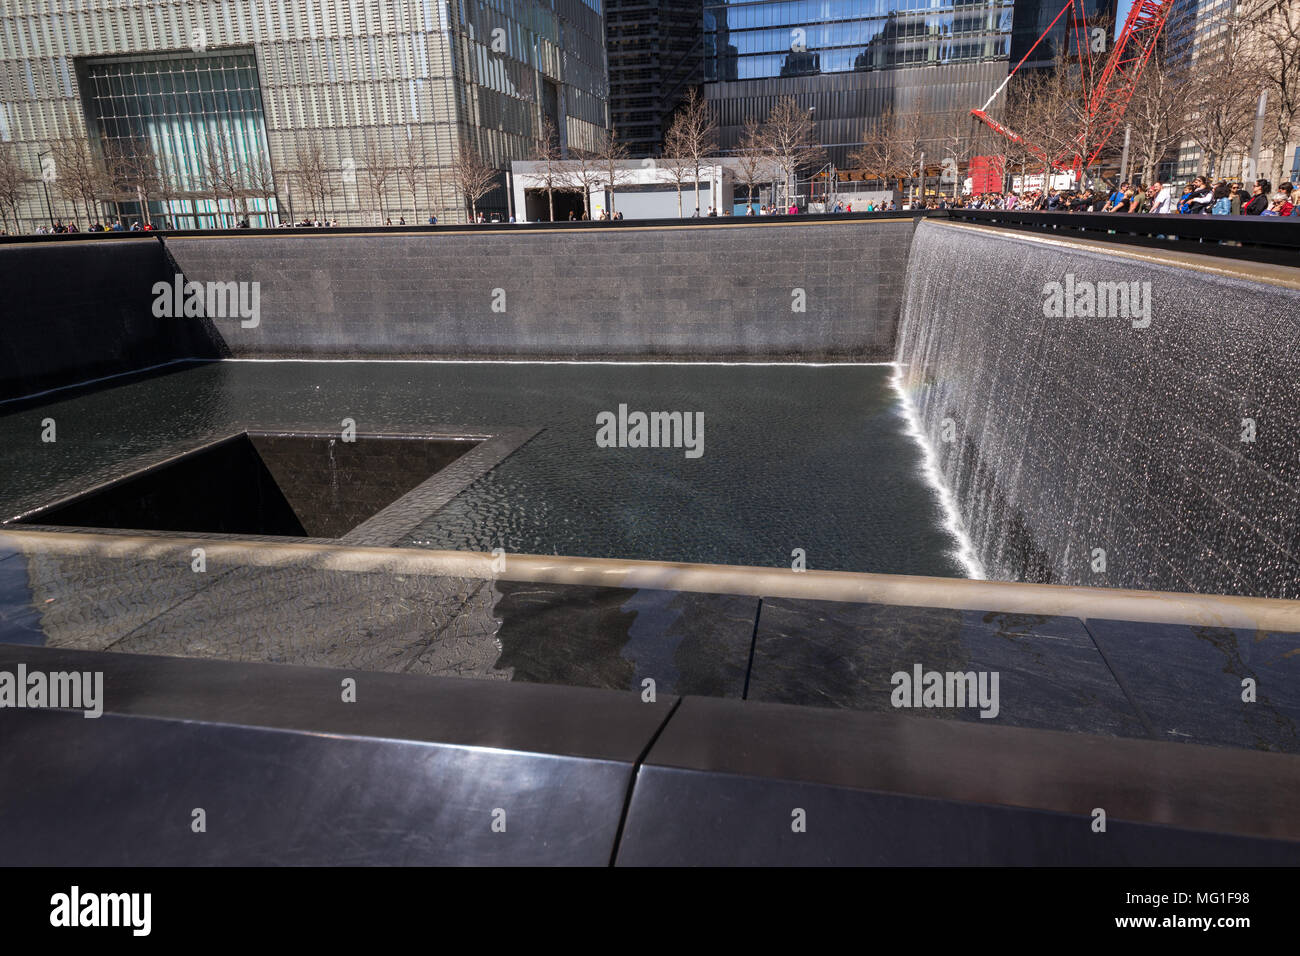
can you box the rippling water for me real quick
[1,361,965,576]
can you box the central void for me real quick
[1,362,965,577]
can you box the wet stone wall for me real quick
[897,219,1300,599]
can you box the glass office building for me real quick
[1165,0,1240,179]
[1009,0,1117,71]
[702,0,1016,166]
[0,0,608,228]
[80,50,277,228]
[706,0,1013,80]
[605,0,704,157]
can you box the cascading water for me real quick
[895,219,1300,600]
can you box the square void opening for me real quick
[16,432,479,538]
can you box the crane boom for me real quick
[1081,0,1176,170]
[971,0,1176,178]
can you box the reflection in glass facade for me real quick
[82,51,277,229]
[703,0,1014,166]
[1009,0,1117,71]
[0,0,608,227]
[705,0,1013,81]
[606,0,704,157]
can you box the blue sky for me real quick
[1115,0,1135,36]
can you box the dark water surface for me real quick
[1,361,964,576]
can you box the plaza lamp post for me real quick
[37,148,56,229]
[803,106,815,209]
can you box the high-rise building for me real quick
[0,0,608,229]
[1165,0,1296,184]
[702,0,1017,168]
[1009,0,1117,70]
[604,0,703,157]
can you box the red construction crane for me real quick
[971,0,1176,179]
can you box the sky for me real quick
[1114,0,1135,37]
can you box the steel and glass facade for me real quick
[705,0,1013,80]
[1009,0,1117,71]
[604,0,703,156]
[80,50,277,228]
[0,0,608,228]
[703,0,1015,166]
[1165,0,1239,179]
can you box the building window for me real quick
[81,49,278,228]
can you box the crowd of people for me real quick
[11,175,1298,234]
[926,177,1298,216]
[32,218,160,233]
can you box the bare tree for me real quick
[562,148,603,219]
[996,77,1054,191]
[658,124,695,217]
[594,127,632,217]
[890,105,930,202]
[531,117,567,221]
[244,150,277,227]
[935,112,976,200]
[733,117,769,211]
[360,139,394,224]
[666,88,718,214]
[761,96,826,209]
[848,112,891,188]
[103,138,164,227]
[1184,25,1260,179]
[200,132,244,227]
[287,140,334,222]
[396,131,428,222]
[50,138,107,226]
[450,138,498,221]
[1246,1,1300,184]
[1125,52,1196,185]
[1009,61,1082,188]
[849,107,912,195]
[0,143,29,233]
[1060,51,1114,182]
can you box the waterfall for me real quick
[895,219,1300,600]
